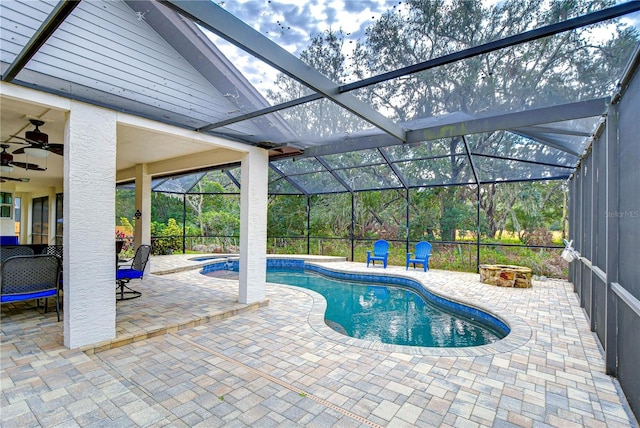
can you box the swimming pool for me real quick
[201,259,509,348]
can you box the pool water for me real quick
[266,270,505,347]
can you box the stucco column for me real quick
[238,147,268,304]
[133,164,151,257]
[63,102,117,349]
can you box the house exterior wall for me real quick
[0,0,250,130]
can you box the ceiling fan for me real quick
[0,144,46,172]
[0,176,30,183]
[10,119,64,157]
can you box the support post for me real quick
[406,189,410,253]
[589,142,597,332]
[477,185,481,272]
[351,193,355,262]
[182,195,187,254]
[605,105,619,376]
[306,196,311,255]
[461,136,481,273]
[239,148,268,304]
[64,102,116,349]
[134,164,151,252]
[47,186,57,244]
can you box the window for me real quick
[32,196,49,244]
[0,192,12,218]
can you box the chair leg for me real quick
[55,294,60,322]
[116,280,142,301]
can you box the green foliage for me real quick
[115,189,135,223]
[202,211,239,237]
[119,216,133,232]
[152,193,185,226]
[151,218,183,255]
[268,195,306,237]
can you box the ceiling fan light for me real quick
[0,165,14,173]
[24,147,49,158]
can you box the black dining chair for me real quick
[1,254,62,321]
[1,246,34,263]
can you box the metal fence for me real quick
[567,51,640,419]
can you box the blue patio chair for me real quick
[406,241,432,272]
[116,244,151,301]
[367,240,389,268]
[1,254,62,321]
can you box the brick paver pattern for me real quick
[1,254,637,427]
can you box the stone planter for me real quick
[479,264,533,288]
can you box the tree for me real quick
[186,179,239,237]
[266,29,366,139]
[265,0,637,242]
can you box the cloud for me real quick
[212,0,406,94]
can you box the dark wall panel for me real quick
[592,275,606,344]
[618,65,640,301]
[595,134,607,271]
[617,302,640,418]
[582,154,593,261]
[582,264,592,318]
[553,56,640,423]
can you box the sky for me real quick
[208,0,413,96]
[217,0,408,55]
[207,1,640,98]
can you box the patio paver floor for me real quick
[1,254,638,427]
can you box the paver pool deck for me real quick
[1,254,638,427]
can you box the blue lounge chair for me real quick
[367,240,389,268]
[406,241,432,272]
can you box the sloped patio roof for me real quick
[1,0,639,195]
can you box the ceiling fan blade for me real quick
[47,144,64,156]
[0,176,29,182]
[9,135,31,143]
[13,144,63,156]
[10,161,46,171]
